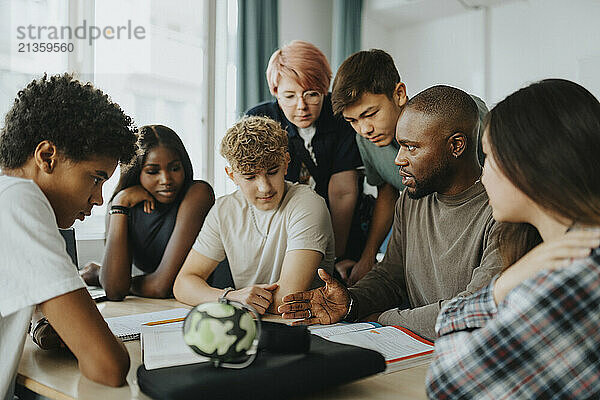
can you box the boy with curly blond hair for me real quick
[174,116,334,314]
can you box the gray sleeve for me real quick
[348,194,408,317]
[379,304,440,341]
[457,216,502,296]
[378,216,502,341]
[356,135,385,187]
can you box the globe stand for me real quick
[213,297,261,369]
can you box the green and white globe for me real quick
[182,302,258,364]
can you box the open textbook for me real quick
[105,308,189,341]
[138,319,433,371]
[140,321,209,370]
[309,322,434,373]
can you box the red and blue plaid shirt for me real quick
[426,248,600,399]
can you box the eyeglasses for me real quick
[278,90,323,107]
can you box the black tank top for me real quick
[128,184,189,273]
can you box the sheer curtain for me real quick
[235,0,278,116]
[213,0,240,197]
[1,0,237,245]
[332,0,363,73]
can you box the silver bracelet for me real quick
[109,205,130,216]
[219,287,235,301]
[30,316,48,339]
[343,296,354,320]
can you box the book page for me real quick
[106,308,189,339]
[86,286,106,300]
[141,321,209,370]
[326,326,433,361]
[308,322,381,338]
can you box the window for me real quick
[81,0,212,238]
[213,0,239,197]
[1,0,238,239]
[0,0,70,117]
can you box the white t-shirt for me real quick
[193,182,334,289]
[297,125,317,165]
[0,176,85,400]
[297,125,318,190]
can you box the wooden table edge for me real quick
[16,373,74,400]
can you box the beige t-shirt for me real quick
[193,182,335,289]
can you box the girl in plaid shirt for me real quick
[426,79,600,399]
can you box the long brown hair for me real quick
[486,79,600,267]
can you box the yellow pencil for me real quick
[144,317,186,326]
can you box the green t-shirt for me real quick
[355,94,489,191]
[356,136,405,191]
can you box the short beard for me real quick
[405,158,451,200]
[406,181,435,199]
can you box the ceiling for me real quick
[365,0,516,29]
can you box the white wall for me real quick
[488,0,600,104]
[392,9,486,101]
[278,0,333,62]
[361,6,395,55]
[362,0,600,107]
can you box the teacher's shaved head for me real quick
[406,85,479,147]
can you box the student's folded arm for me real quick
[328,170,358,258]
[436,281,498,337]
[173,249,223,306]
[130,182,215,298]
[269,249,324,313]
[40,288,130,387]
[99,210,133,301]
[425,314,499,398]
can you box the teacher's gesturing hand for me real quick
[278,269,350,325]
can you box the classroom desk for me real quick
[17,297,429,400]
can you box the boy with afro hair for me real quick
[0,73,137,398]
